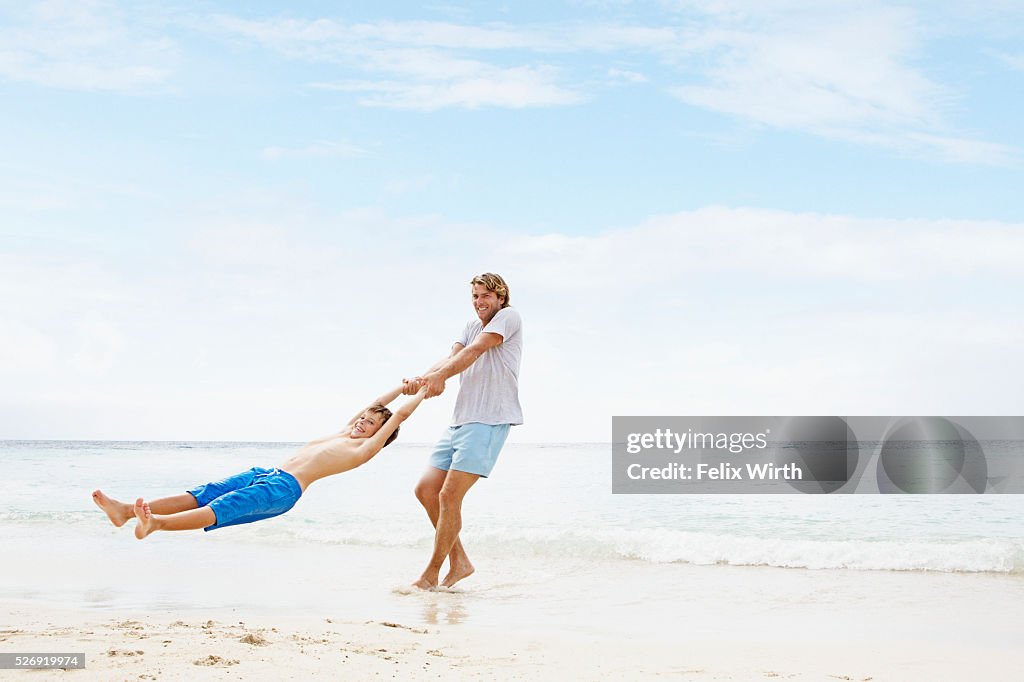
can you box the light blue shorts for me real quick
[428,423,511,478]
[187,466,302,531]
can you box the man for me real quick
[92,384,427,538]
[404,273,523,590]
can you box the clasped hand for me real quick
[402,373,445,398]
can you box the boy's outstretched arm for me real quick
[362,385,428,454]
[346,384,405,427]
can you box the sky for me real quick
[2,0,1023,442]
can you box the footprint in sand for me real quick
[193,654,239,667]
[375,621,429,634]
[240,632,271,646]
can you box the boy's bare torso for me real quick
[279,428,373,492]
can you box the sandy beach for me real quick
[5,0,1024,675]
[3,441,1024,679]
[5,556,1024,681]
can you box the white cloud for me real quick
[260,140,368,160]
[0,4,1013,159]
[383,174,442,194]
[0,321,58,372]
[899,132,1018,166]
[67,321,124,375]
[208,16,678,55]
[498,207,1024,423]
[203,16,689,110]
[314,65,583,111]
[0,188,70,211]
[210,16,543,54]
[506,206,1024,283]
[204,8,1014,161]
[992,51,1024,71]
[211,15,584,110]
[665,2,1016,164]
[3,206,1023,441]
[0,1,176,92]
[607,67,648,84]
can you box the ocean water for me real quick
[3,440,1024,634]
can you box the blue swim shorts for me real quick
[186,466,302,531]
[428,423,511,478]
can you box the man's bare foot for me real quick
[133,498,158,540]
[92,490,133,527]
[441,561,475,588]
[411,576,438,591]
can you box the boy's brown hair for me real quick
[367,404,399,447]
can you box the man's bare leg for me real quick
[414,467,474,587]
[134,498,216,540]
[93,490,198,527]
[413,470,479,590]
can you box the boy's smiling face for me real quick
[352,411,383,438]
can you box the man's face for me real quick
[352,411,383,438]
[472,283,503,324]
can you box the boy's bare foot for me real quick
[133,498,158,540]
[441,560,474,588]
[411,576,438,591]
[92,490,133,527]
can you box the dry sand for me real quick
[3,598,1021,681]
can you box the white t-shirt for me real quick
[451,307,523,426]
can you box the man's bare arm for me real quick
[428,344,463,372]
[402,344,463,395]
[420,332,503,398]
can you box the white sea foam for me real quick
[5,440,1024,576]
[595,527,1023,573]
[236,520,1024,574]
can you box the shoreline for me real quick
[5,440,1023,679]
[3,596,1021,681]
[4,558,1024,680]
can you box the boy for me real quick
[92,384,427,539]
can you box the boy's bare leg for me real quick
[413,470,479,590]
[93,490,198,527]
[145,493,199,515]
[134,498,216,540]
[414,467,474,587]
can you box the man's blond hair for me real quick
[470,273,511,307]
